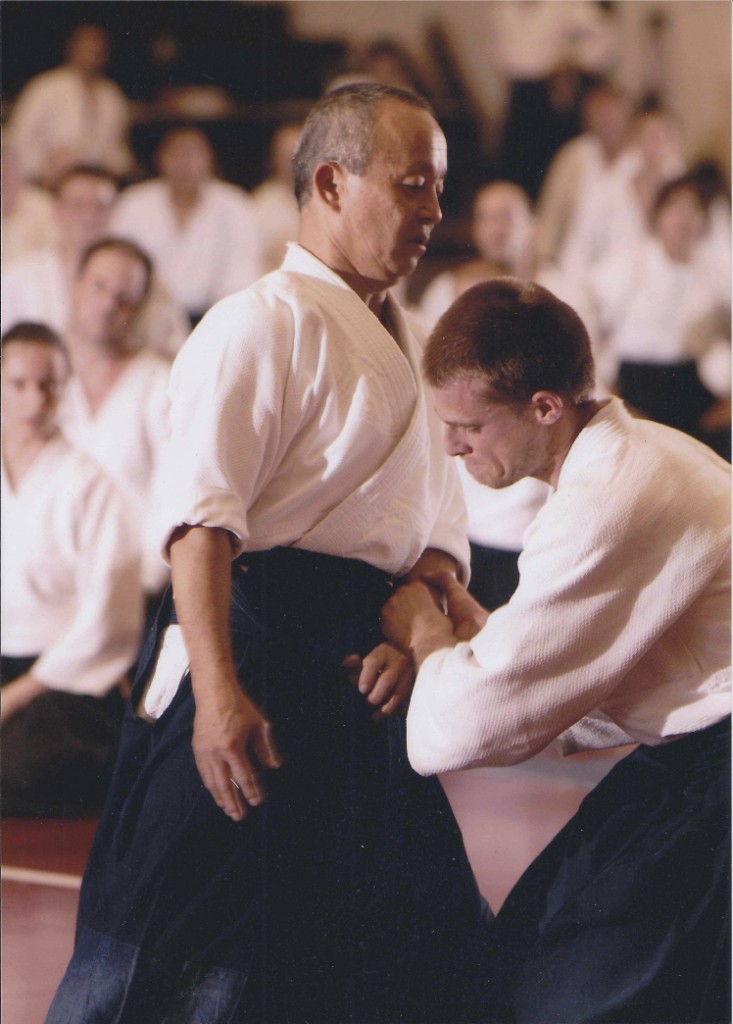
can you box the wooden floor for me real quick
[2,748,627,1024]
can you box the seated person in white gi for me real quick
[381,277,731,1024]
[6,23,134,185]
[2,163,189,359]
[112,126,264,325]
[1,322,143,817]
[587,173,731,453]
[56,237,172,598]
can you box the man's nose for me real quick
[421,188,442,226]
[444,429,470,457]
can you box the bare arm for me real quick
[169,525,282,821]
[0,673,48,725]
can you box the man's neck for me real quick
[545,399,603,489]
[297,225,393,314]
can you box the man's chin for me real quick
[466,464,512,490]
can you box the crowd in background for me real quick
[1,8,730,816]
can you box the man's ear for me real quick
[530,390,565,426]
[313,161,342,209]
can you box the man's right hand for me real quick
[192,677,282,822]
[169,525,283,823]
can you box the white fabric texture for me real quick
[7,66,132,180]
[57,350,172,593]
[407,398,731,774]
[155,244,469,578]
[112,178,264,315]
[1,433,143,694]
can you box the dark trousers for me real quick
[467,542,521,612]
[488,718,731,1024]
[46,548,493,1024]
[1,655,125,818]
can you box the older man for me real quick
[383,277,731,1024]
[46,84,490,1024]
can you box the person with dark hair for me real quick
[57,238,171,597]
[2,163,190,358]
[46,83,490,1024]
[1,321,143,817]
[112,126,263,326]
[382,276,731,1024]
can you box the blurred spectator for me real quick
[493,0,619,199]
[112,126,264,325]
[587,175,731,454]
[326,38,430,99]
[1,144,57,265]
[625,99,686,226]
[1,321,143,817]
[534,80,636,277]
[251,122,302,273]
[6,24,134,185]
[418,181,534,325]
[2,164,189,358]
[57,239,172,595]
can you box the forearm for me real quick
[1,673,48,724]
[169,524,240,708]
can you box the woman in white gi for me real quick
[1,322,143,817]
[587,173,731,451]
[382,277,731,1024]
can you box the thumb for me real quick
[252,720,283,769]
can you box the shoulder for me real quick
[174,278,297,368]
[116,179,165,210]
[556,405,730,543]
[3,247,60,279]
[15,67,67,99]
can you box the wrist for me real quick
[408,617,457,669]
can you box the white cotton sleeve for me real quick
[32,474,144,696]
[152,291,295,561]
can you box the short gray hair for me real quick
[292,83,433,209]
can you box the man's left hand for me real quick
[342,643,414,720]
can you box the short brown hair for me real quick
[423,277,595,404]
[1,321,69,367]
